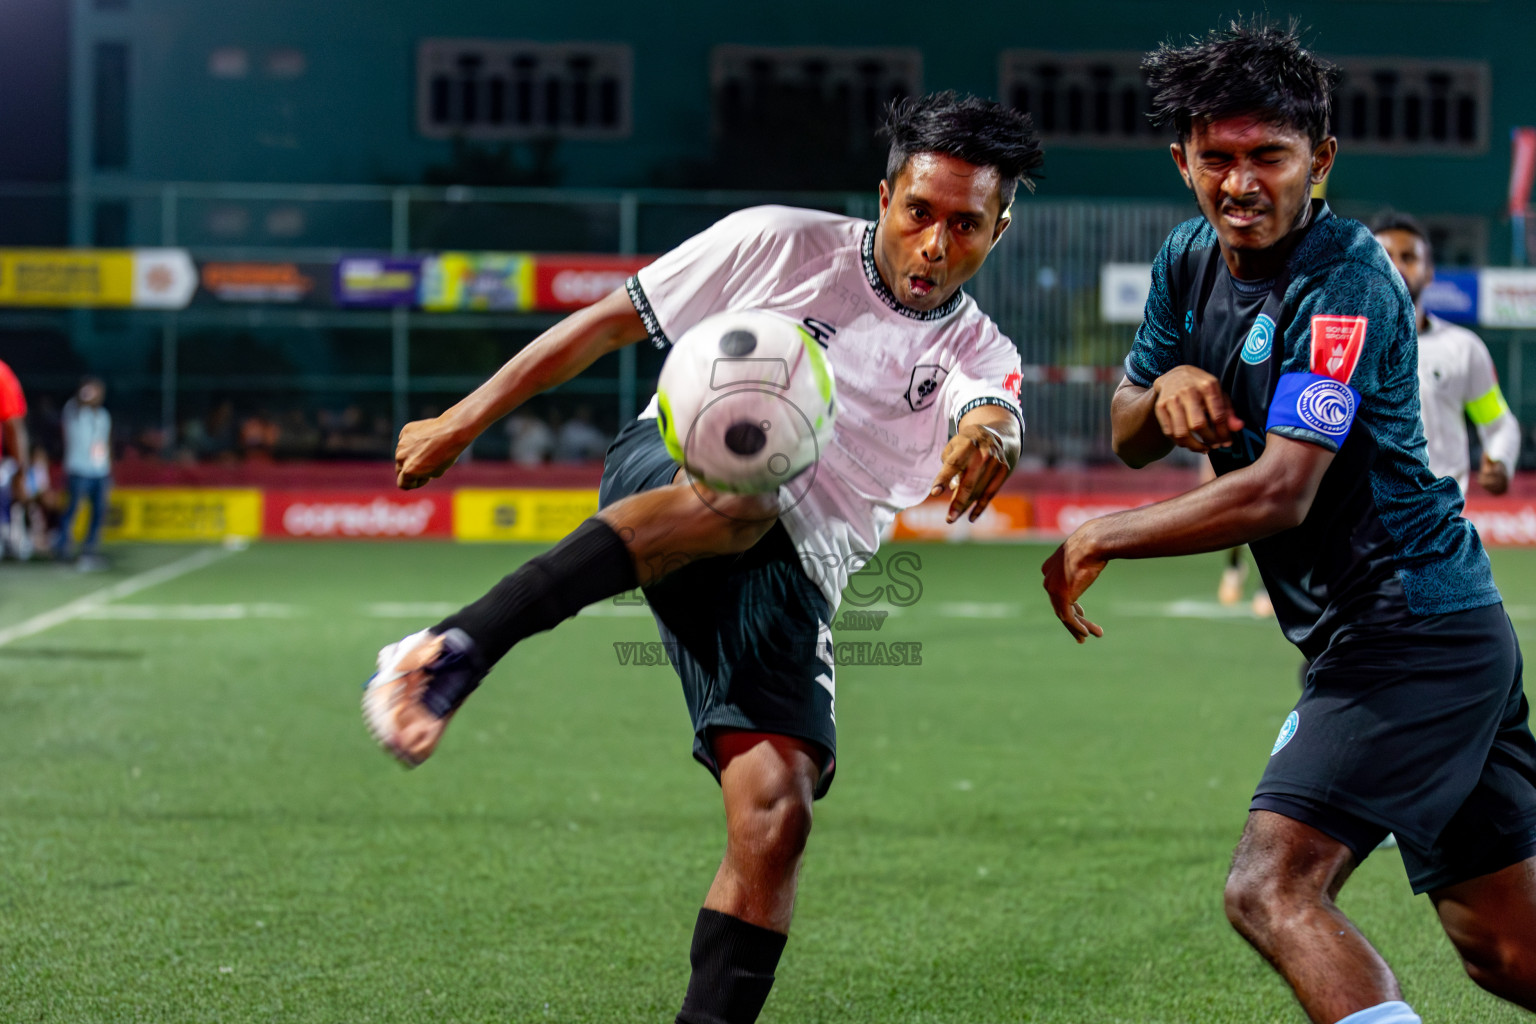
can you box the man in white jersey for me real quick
[361,92,1040,1024]
[1373,211,1520,494]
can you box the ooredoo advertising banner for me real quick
[264,491,453,539]
[533,255,653,311]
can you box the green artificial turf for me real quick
[2,540,1534,1022]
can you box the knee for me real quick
[1447,920,1536,992]
[728,782,814,868]
[1224,855,1306,941]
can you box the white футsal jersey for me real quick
[1417,314,1520,493]
[627,206,1024,608]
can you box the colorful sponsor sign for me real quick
[0,249,132,306]
[264,491,452,538]
[452,488,599,542]
[1422,270,1479,325]
[1309,315,1368,383]
[886,495,1032,541]
[198,262,329,305]
[0,249,197,308]
[532,255,653,311]
[335,257,423,308]
[133,249,198,308]
[1480,269,1536,328]
[421,252,535,312]
[101,488,263,542]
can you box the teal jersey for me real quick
[1125,201,1499,659]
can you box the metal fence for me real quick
[0,182,1530,466]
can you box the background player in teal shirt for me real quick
[1043,22,1536,1024]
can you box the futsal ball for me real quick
[656,310,836,493]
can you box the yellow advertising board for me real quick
[0,249,135,307]
[452,489,599,542]
[99,488,264,542]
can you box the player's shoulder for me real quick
[1160,215,1218,261]
[1424,315,1487,349]
[712,205,861,249]
[1289,208,1404,300]
[946,295,1013,346]
[1153,216,1217,299]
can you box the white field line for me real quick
[1113,599,1270,620]
[80,603,299,621]
[0,547,237,649]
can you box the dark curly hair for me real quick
[880,91,1044,210]
[1143,19,1339,146]
[1369,209,1429,244]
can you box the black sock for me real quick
[434,517,638,666]
[675,909,788,1024]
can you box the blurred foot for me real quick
[361,627,487,768]
[1218,564,1247,606]
[75,553,110,573]
[1251,590,1273,618]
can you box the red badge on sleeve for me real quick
[1002,369,1022,400]
[1309,315,1368,384]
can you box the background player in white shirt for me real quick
[364,92,1040,1024]
[1372,211,1520,494]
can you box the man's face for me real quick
[1374,228,1432,304]
[875,152,1010,311]
[1171,116,1336,271]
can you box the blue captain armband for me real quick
[1266,372,1360,450]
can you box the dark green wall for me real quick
[77,2,1536,236]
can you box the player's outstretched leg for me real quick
[1431,855,1536,1009]
[677,730,821,1024]
[362,482,779,766]
[1224,811,1420,1024]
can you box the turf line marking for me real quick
[0,547,237,648]
[80,603,299,621]
[1113,599,1270,620]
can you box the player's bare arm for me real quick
[929,404,1020,523]
[1112,369,1245,468]
[1043,434,1334,642]
[395,287,649,489]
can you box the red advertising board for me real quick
[533,255,653,311]
[264,491,453,539]
[1464,501,1536,547]
[888,495,1032,540]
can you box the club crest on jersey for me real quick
[1271,711,1299,755]
[1241,314,1275,365]
[905,364,948,412]
[1297,379,1357,438]
[1309,315,1368,384]
[1002,369,1022,400]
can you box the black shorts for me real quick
[1253,602,1536,893]
[598,417,838,798]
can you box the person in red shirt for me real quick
[0,359,29,504]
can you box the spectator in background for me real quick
[1373,212,1521,494]
[505,410,554,466]
[55,377,112,569]
[23,444,59,557]
[553,403,610,462]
